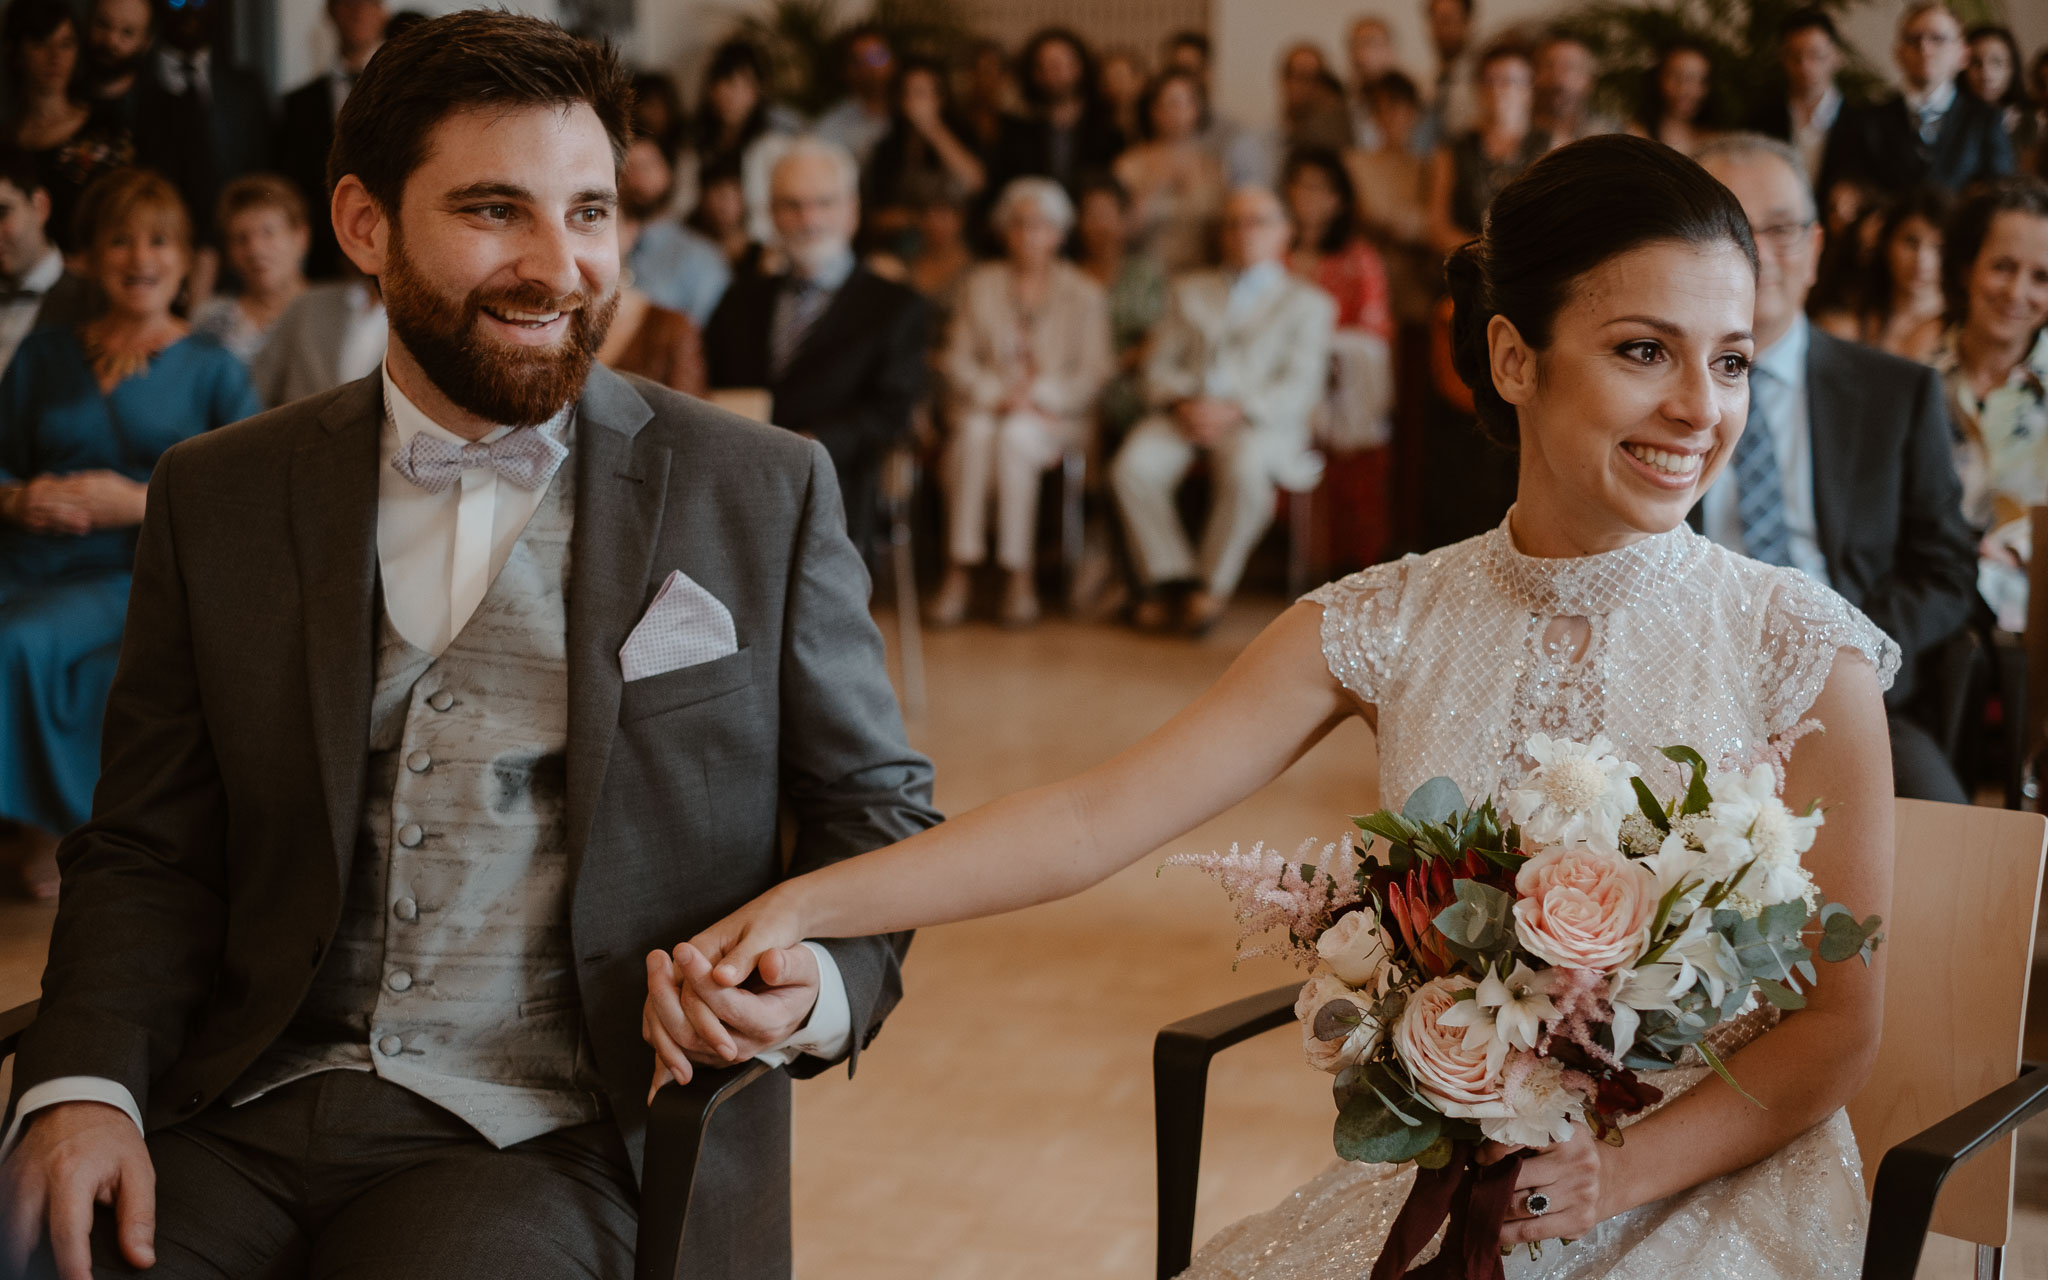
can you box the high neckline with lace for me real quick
[1481,511,1702,617]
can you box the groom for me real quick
[0,13,936,1280]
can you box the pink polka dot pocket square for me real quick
[619,570,739,681]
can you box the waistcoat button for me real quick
[397,822,423,848]
[387,970,413,992]
[393,898,418,922]
[377,1035,402,1057]
[406,750,432,773]
[427,690,454,711]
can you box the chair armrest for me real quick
[1860,1062,2048,1280]
[1155,984,1299,1280]
[633,1060,775,1280]
[0,1000,36,1061]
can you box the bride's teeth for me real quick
[1623,443,1700,476]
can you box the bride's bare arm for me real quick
[694,601,1356,985]
[1592,651,1893,1222]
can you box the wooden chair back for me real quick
[2025,506,2048,774]
[1845,799,2047,1247]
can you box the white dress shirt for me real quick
[0,246,63,371]
[1702,313,1831,586]
[1,364,849,1160]
[1789,85,1841,189]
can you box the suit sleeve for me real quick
[774,441,941,1076]
[807,293,930,455]
[1238,290,1337,437]
[1856,364,1979,690]
[9,447,232,1118]
[1143,283,1203,409]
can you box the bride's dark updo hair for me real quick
[1446,134,1758,442]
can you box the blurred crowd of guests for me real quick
[3,0,2048,894]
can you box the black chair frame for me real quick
[0,1000,771,1280]
[1151,986,2048,1280]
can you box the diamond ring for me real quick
[1525,1192,1551,1217]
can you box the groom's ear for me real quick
[1487,314,1538,409]
[331,175,390,281]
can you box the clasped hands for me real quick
[0,471,145,536]
[641,926,822,1102]
[1172,397,1244,447]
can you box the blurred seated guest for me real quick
[278,0,386,279]
[956,38,1014,164]
[891,180,975,337]
[1533,29,1620,146]
[1628,40,1722,155]
[1346,73,1436,326]
[1812,185,1949,364]
[690,38,802,245]
[1110,186,1334,634]
[1114,70,1225,273]
[627,72,695,220]
[0,168,258,897]
[1698,135,1979,803]
[3,0,132,256]
[80,0,150,125]
[1749,7,1846,186]
[1964,26,2030,157]
[703,138,929,552]
[2026,48,2048,176]
[131,0,274,257]
[192,175,310,363]
[0,146,90,368]
[990,28,1124,200]
[686,157,764,275]
[596,220,707,396]
[1937,178,2048,632]
[1075,174,1167,446]
[1230,45,1357,191]
[1426,39,1548,257]
[930,179,1111,628]
[1098,47,1147,145]
[1284,148,1393,570]
[815,24,896,165]
[862,57,986,247]
[1344,17,1397,150]
[621,135,730,325]
[1415,0,1479,155]
[248,273,385,407]
[1820,1,2012,203]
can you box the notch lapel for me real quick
[291,377,383,892]
[565,367,666,869]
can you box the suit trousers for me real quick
[35,1071,636,1280]
[1111,415,1287,600]
[942,409,1064,571]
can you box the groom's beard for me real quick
[380,230,619,428]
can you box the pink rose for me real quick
[1393,976,1505,1115]
[1512,842,1656,972]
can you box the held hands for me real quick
[0,472,146,535]
[1479,1126,1611,1246]
[0,1101,156,1280]
[641,936,821,1100]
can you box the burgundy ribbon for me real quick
[1367,1144,1526,1280]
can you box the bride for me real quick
[647,135,1895,1277]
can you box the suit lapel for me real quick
[291,376,383,892]
[1803,330,1858,567]
[779,269,870,382]
[564,366,665,868]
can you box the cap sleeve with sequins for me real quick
[1752,567,1902,741]
[1302,558,1415,707]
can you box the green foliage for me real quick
[1658,746,1716,818]
[1334,1062,1445,1164]
[1403,777,1467,826]
[1698,1041,1768,1108]
[1631,777,1672,835]
[1818,903,1885,964]
[1432,879,1517,971]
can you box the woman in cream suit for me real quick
[929,178,1112,628]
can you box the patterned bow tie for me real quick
[389,424,569,495]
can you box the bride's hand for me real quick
[1481,1127,1610,1245]
[690,882,810,989]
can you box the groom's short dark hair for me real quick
[327,9,634,215]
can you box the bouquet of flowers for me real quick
[1170,734,1883,1280]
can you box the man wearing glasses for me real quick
[1696,134,1979,803]
[1817,0,2012,204]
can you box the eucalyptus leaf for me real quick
[1314,1000,1366,1042]
[1333,1092,1442,1165]
[1819,909,1885,964]
[1433,879,1515,950]
[1402,777,1467,825]
[1414,1136,1458,1170]
[1755,976,1807,1010]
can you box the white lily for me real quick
[1438,962,1558,1077]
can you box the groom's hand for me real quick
[642,943,821,1098]
[1,1101,156,1280]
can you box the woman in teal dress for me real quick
[0,168,259,896]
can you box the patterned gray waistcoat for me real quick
[233,440,604,1147]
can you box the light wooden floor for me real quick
[4,599,2046,1277]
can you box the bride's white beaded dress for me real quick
[1181,514,1900,1280]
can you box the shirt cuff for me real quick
[752,941,852,1068]
[1,1077,145,1162]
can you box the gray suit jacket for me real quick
[11,366,939,1277]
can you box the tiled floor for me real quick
[3,599,2045,1276]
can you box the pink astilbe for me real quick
[1535,966,1623,1071]
[1165,836,1365,966]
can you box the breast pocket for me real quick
[617,644,755,723]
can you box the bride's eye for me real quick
[1615,340,1664,365]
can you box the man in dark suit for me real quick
[1746,7,1847,191]
[277,0,387,279]
[702,137,928,555]
[1817,0,2013,205]
[129,0,276,250]
[1697,135,1980,803]
[0,16,935,1280]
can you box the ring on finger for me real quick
[1524,1191,1551,1217]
